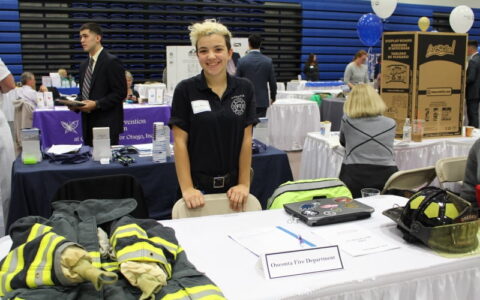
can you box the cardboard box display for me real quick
[381,32,467,138]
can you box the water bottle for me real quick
[152,122,167,163]
[402,118,411,142]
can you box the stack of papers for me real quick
[47,144,82,155]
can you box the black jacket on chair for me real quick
[52,174,149,219]
[79,49,127,146]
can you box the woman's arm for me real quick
[227,125,253,211]
[172,126,204,208]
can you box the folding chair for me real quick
[435,156,467,189]
[382,166,437,195]
[172,193,261,219]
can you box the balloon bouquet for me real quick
[357,0,397,83]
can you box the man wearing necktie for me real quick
[75,22,126,146]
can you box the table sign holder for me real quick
[92,127,111,162]
[21,128,42,164]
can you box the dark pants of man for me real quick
[467,99,479,128]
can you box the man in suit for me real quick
[236,34,277,118]
[75,22,126,146]
[466,40,480,128]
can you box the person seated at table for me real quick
[125,70,139,103]
[344,50,369,90]
[169,19,258,211]
[16,72,41,107]
[460,138,480,208]
[339,84,398,198]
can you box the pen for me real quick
[276,226,316,247]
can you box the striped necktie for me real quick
[82,58,94,100]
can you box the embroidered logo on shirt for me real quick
[61,120,79,134]
[231,95,246,116]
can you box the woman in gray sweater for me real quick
[343,50,369,89]
[339,84,398,198]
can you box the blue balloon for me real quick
[357,13,383,46]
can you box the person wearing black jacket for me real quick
[74,22,126,146]
[303,53,319,81]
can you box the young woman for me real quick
[339,84,398,198]
[169,20,258,210]
[343,50,369,89]
[303,53,319,81]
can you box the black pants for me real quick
[467,99,479,128]
[256,107,267,118]
[339,163,398,199]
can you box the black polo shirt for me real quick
[169,71,258,179]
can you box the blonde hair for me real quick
[189,19,232,50]
[344,84,387,118]
[58,68,67,78]
[125,70,133,81]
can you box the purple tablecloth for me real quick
[32,104,171,147]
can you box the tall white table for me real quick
[300,132,477,179]
[157,195,480,300]
[267,99,320,151]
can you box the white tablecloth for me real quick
[277,90,344,101]
[300,132,477,179]
[267,99,320,151]
[157,195,480,300]
[0,196,479,299]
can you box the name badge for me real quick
[191,100,211,114]
[261,245,343,279]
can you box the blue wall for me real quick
[1,0,479,81]
[301,0,480,80]
[0,0,22,81]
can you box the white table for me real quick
[267,99,320,151]
[277,90,344,101]
[1,196,479,299]
[157,195,480,300]
[300,132,477,179]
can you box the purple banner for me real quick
[32,104,171,147]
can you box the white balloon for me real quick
[371,0,398,19]
[449,5,474,33]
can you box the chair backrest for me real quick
[435,156,467,188]
[52,174,149,219]
[172,193,262,219]
[382,166,437,194]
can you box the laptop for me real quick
[284,197,375,226]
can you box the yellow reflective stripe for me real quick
[26,232,64,288]
[88,251,102,268]
[110,224,148,249]
[161,284,224,300]
[0,243,25,296]
[26,224,52,242]
[101,261,119,272]
[150,236,180,256]
[116,242,172,276]
[42,235,65,285]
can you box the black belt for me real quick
[194,171,236,190]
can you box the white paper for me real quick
[322,225,400,257]
[229,226,324,257]
[155,88,164,104]
[47,144,82,155]
[49,72,61,88]
[148,88,156,103]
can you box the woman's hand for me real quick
[227,184,249,211]
[182,188,205,209]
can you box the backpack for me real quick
[267,178,353,209]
